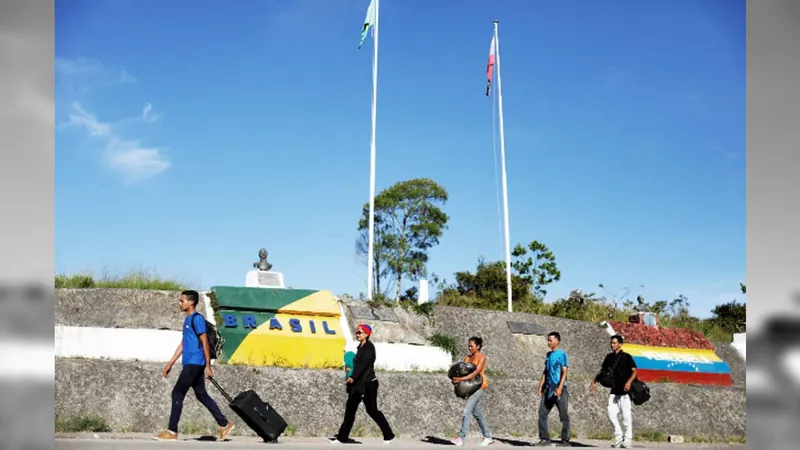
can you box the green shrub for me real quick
[428,332,459,361]
[55,415,111,433]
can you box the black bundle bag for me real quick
[448,362,483,399]
[209,377,288,442]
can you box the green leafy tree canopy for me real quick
[356,178,449,300]
[511,240,561,300]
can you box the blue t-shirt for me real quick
[544,348,569,396]
[182,313,207,366]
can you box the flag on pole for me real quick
[486,34,496,96]
[359,0,377,50]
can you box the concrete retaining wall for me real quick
[55,358,746,440]
[56,289,208,331]
[54,289,746,439]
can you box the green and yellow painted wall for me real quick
[209,286,346,368]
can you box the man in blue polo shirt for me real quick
[153,290,235,442]
[535,331,571,447]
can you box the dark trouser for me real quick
[538,385,570,441]
[168,364,228,433]
[336,379,395,441]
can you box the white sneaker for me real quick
[611,436,623,447]
[383,438,394,444]
[621,440,632,448]
[479,437,494,446]
[329,438,341,444]
[452,437,464,446]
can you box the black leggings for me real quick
[336,379,395,441]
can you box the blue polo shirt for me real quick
[182,313,207,366]
[544,348,569,397]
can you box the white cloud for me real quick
[65,102,110,137]
[141,102,162,123]
[56,57,170,183]
[55,57,136,96]
[106,144,170,183]
[62,102,170,182]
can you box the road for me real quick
[55,433,746,449]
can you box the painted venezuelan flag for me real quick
[623,344,732,386]
[210,286,346,369]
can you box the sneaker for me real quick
[383,438,394,444]
[218,422,234,441]
[152,430,177,441]
[479,437,494,446]
[621,441,632,448]
[451,437,464,446]
[329,438,342,444]
[611,436,624,448]
[557,440,571,447]
[535,439,552,446]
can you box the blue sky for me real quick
[55,0,745,318]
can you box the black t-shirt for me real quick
[597,351,637,395]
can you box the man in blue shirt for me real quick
[535,331,571,447]
[153,290,235,442]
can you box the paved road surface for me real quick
[55,434,746,449]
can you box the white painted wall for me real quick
[345,341,452,372]
[55,325,181,363]
[732,332,746,360]
[55,324,453,372]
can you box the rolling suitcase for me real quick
[209,377,288,442]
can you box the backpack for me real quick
[629,379,651,405]
[190,312,221,360]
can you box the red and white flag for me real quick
[486,34,496,96]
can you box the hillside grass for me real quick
[55,269,185,291]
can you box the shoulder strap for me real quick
[610,352,622,371]
[189,312,201,336]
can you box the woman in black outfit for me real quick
[330,324,395,444]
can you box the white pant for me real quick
[607,393,632,441]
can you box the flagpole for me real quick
[493,20,513,313]
[366,0,380,300]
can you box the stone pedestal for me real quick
[245,270,285,289]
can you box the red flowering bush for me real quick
[608,320,715,350]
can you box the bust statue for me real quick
[253,248,273,271]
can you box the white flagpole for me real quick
[493,20,513,313]
[366,0,380,300]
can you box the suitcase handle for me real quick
[208,376,234,404]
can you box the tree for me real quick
[356,178,449,300]
[710,300,746,334]
[452,258,532,302]
[707,282,746,334]
[438,257,539,311]
[511,240,561,300]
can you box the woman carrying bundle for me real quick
[450,336,494,446]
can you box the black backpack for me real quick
[190,312,221,360]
